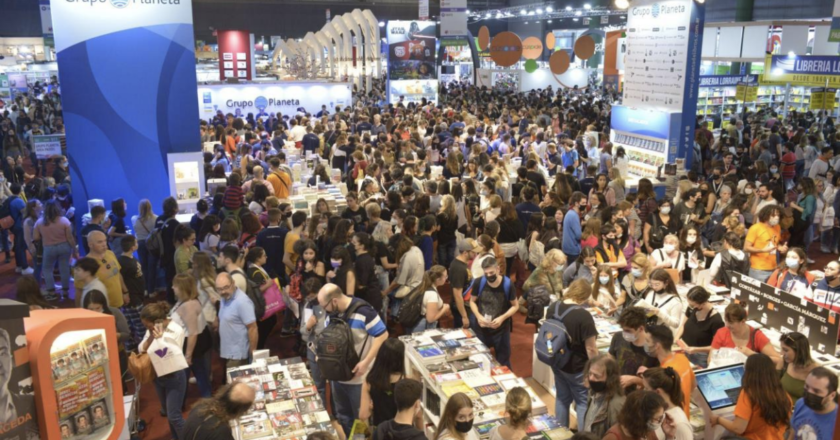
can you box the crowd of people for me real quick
[2,76,839,440]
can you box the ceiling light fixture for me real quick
[378,21,384,26]
[615,0,629,9]
[584,3,592,9]
[546,6,554,12]
[536,8,543,13]
[575,10,582,16]
[521,9,528,15]
[496,12,502,18]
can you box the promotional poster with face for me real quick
[387,21,437,81]
[0,300,39,440]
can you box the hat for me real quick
[458,238,482,253]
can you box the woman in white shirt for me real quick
[639,269,684,333]
[652,234,685,272]
[642,367,693,440]
[171,273,212,398]
[409,265,451,333]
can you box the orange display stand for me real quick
[25,309,125,440]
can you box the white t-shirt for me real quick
[421,288,443,316]
[654,406,693,440]
[200,234,220,252]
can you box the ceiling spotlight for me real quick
[536,8,543,13]
[486,12,491,18]
[573,18,579,21]
[615,0,629,8]
[521,9,528,15]
[546,6,553,12]
[529,10,535,15]
[378,21,384,26]
[584,3,592,9]
[575,10,582,16]
[524,21,529,24]
[548,19,553,23]
[696,0,704,3]
[466,9,470,13]
[565,5,572,11]
[496,12,502,18]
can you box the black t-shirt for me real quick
[181,406,235,440]
[118,255,145,306]
[372,420,426,440]
[436,213,458,245]
[449,258,471,291]
[549,302,598,374]
[477,278,512,335]
[670,201,704,229]
[354,253,382,312]
[526,170,547,199]
[342,206,369,231]
[608,332,660,379]
[108,213,127,234]
[681,308,725,348]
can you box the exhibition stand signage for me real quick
[0,300,40,440]
[32,134,64,160]
[609,106,681,176]
[386,20,438,105]
[811,87,838,110]
[197,82,352,122]
[614,0,705,171]
[698,74,759,88]
[763,54,840,86]
[49,0,202,238]
[730,273,839,356]
[217,30,253,81]
[440,0,467,37]
[167,152,206,213]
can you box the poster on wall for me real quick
[387,20,438,104]
[0,300,40,440]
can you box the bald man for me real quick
[74,230,128,307]
[317,283,388,436]
[216,273,258,371]
[182,382,256,439]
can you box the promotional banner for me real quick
[764,55,840,86]
[49,0,201,236]
[197,83,352,121]
[32,134,64,160]
[441,0,468,37]
[698,74,758,87]
[419,0,429,20]
[811,87,838,110]
[730,273,839,355]
[735,82,759,102]
[0,300,40,440]
[387,21,437,104]
[40,0,53,35]
[217,30,253,81]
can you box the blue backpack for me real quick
[535,303,580,369]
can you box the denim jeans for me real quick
[154,368,187,439]
[189,350,212,398]
[822,229,834,252]
[478,328,511,368]
[804,224,814,253]
[552,368,587,428]
[410,317,438,334]
[332,381,362,437]
[0,228,10,259]
[137,239,158,294]
[748,268,774,283]
[42,242,72,291]
[306,348,328,407]
[12,227,28,269]
[451,298,477,330]
[437,241,457,270]
[687,352,709,369]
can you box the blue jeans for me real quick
[12,227,28,269]
[42,242,72,291]
[748,268,774,283]
[307,348,328,407]
[804,224,814,253]
[478,328,511,368]
[552,368,587,428]
[332,381,362,437]
[822,229,834,252]
[154,368,187,440]
[0,229,10,259]
[410,317,438,334]
[687,352,709,369]
[451,298,477,330]
[189,350,212,398]
[437,241,457,269]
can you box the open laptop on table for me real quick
[695,363,745,415]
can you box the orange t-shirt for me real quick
[745,222,781,271]
[661,353,696,418]
[267,170,291,200]
[733,392,790,440]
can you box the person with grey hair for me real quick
[469,257,518,368]
[215,272,258,371]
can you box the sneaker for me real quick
[21,267,33,275]
[188,377,197,384]
[43,292,59,301]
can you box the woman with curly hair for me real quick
[603,390,667,440]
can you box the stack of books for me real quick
[226,356,337,440]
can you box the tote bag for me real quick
[261,279,286,321]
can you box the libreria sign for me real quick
[64,0,182,7]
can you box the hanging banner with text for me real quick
[49,0,201,237]
[810,87,837,110]
[419,0,429,20]
[735,82,758,102]
[441,0,468,36]
[730,272,839,355]
[763,55,840,86]
[386,20,437,105]
[698,74,758,88]
[32,134,64,159]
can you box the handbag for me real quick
[261,279,286,321]
[127,352,157,384]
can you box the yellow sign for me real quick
[735,82,758,102]
[810,88,838,110]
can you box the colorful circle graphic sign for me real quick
[522,36,544,60]
[489,31,523,67]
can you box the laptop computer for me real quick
[695,363,745,415]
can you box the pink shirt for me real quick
[34,217,73,246]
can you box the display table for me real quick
[225,356,337,440]
[401,328,573,439]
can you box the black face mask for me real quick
[486,274,498,283]
[589,380,607,393]
[803,391,827,411]
[455,419,474,433]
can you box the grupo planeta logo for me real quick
[651,3,660,17]
[110,0,129,7]
[65,0,183,7]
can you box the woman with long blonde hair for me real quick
[433,393,475,440]
[608,167,626,203]
[132,198,159,295]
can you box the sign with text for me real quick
[763,55,840,86]
[419,0,429,20]
[831,17,840,43]
[33,134,64,159]
[810,87,837,110]
[698,74,758,88]
[441,0,468,36]
[730,273,839,355]
[387,21,438,104]
[735,82,758,102]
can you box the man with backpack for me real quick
[372,379,426,440]
[316,283,388,437]
[469,257,519,368]
[215,272,258,372]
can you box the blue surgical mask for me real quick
[599,275,610,285]
[631,268,644,278]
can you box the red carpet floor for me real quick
[1,242,833,440]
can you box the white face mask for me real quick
[647,420,662,432]
[660,206,671,214]
[745,188,753,194]
[769,217,780,226]
[686,236,696,245]
[785,258,800,269]
[663,244,676,253]
[622,331,637,342]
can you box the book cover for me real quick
[278,356,305,366]
[291,386,318,398]
[426,362,453,374]
[296,396,325,414]
[450,360,480,371]
[490,366,512,376]
[475,419,505,438]
[415,345,445,358]
[463,375,496,389]
[480,393,507,409]
[432,372,462,383]
[81,334,108,367]
[302,411,331,425]
[240,419,273,440]
[266,400,297,414]
[474,384,504,397]
[542,427,574,440]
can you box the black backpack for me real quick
[146,218,175,259]
[231,269,266,320]
[526,285,552,324]
[396,286,425,329]
[317,300,369,381]
[715,251,750,289]
[648,214,669,249]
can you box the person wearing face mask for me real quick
[807,260,840,313]
[674,287,723,369]
[744,205,788,282]
[371,379,426,440]
[710,354,792,440]
[789,367,838,440]
[636,269,683,333]
[678,227,704,283]
[327,247,356,299]
[432,393,475,440]
[563,246,598,287]
[640,325,695,418]
[470,257,519,368]
[641,367,693,440]
[602,389,667,440]
[595,223,627,275]
[766,248,816,297]
[644,200,677,254]
[774,332,818,404]
[651,235,685,272]
[707,166,726,198]
[618,254,652,310]
[593,265,619,313]
[580,354,625,438]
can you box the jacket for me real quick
[584,393,626,438]
[767,269,816,290]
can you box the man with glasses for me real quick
[216,272,258,372]
[807,261,840,313]
[790,366,838,440]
